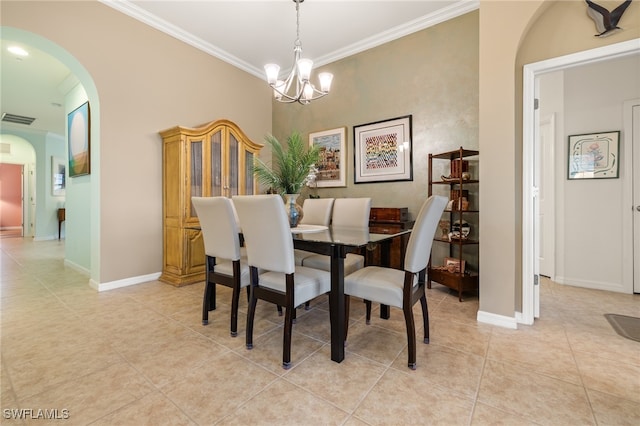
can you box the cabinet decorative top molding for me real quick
[159,118,264,152]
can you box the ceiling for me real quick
[1,0,477,136]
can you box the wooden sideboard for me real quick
[366,207,413,270]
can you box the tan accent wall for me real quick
[273,11,480,226]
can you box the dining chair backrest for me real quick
[332,198,371,227]
[192,196,241,261]
[233,195,295,274]
[404,195,448,273]
[299,198,335,226]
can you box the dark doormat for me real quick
[604,314,640,342]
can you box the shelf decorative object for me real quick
[427,147,479,301]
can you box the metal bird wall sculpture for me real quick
[585,0,632,37]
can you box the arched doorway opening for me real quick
[2,27,101,286]
[0,136,36,237]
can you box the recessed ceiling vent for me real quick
[1,112,36,125]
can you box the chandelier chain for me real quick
[295,0,300,43]
[263,0,333,105]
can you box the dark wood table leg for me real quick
[329,244,345,363]
[379,239,392,319]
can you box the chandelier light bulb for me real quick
[264,64,280,85]
[318,72,333,92]
[303,84,314,100]
[297,58,313,81]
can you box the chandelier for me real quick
[264,0,333,105]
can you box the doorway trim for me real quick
[624,99,640,293]
[521,38,640,325]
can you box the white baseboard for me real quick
[515,311,534,326]
[554,275,628,294]
[33,235,59,241]
[91,272,162,292]
[64,259,90,275]
[477,310,518,329]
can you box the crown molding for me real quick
[100,0,479,79]
[314,0,479,67]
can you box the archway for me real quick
[1,27,101,286]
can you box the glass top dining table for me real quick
[291,225,412,363]
[192,223,412,363]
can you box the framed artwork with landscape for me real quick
[309,127,347,187]
[353,115,413,184]
[68,101,91,177]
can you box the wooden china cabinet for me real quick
[159,119,263,286]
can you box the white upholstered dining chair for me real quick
[192,196,250,337]
[343,195,447,369]
[232,194,331,369]
[301,197,371,275]
[293,197,334,266]
[299,198,335,226]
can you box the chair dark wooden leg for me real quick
[202,281,213,325]
[283,306,293,369]
[304,301,311,310]
[282,274,295,369]
[246,267,259,350]
[229,261,243,336]
[420,294,429,344]
[209,257,218,309]
[246,298,257,349]
[365,300,372,324]
[403,302,417,370]
[277,305,283,316]
[202,256,217,325]
[230,285,240,337]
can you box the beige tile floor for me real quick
[1,237,639,425]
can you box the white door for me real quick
[27,164,35,237]
[538,114,555,280]
[633,103,640,293]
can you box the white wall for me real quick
[550,54,640,293]
[64,85,91,272]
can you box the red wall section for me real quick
[0,163,23,228]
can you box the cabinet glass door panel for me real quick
[190,140,203,216]
[210,130,222,196]
[228,133,239,196]
[245,151,254,194]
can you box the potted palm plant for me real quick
[254,132,320,227]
